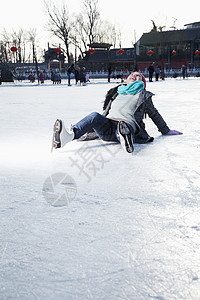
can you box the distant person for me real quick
[108,66,112,82]
[80,67,86,85]
[148,63,154,82]
[67,63,75,86]
[52,72,182,154]
[182,64,186,79]
[160,62,165,80]
[56,73,61,84]
[85,73,90,83]
[51,71,55,84]
[155,64,160,81]
[74,66,80,85]
[40,71,44,84]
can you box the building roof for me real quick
[139,27,200,45]
[184,21,200,28]
[87,43,112,49]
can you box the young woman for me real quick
[52,72,182,153]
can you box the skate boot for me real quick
[51,119,74,151]
[117,121,134,153]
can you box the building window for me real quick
[126,50,131,56]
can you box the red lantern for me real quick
[195,50,200,56]
[147,50,153,56]
[172,50,176,56]
[118,49,124,55]
[89,48,95,54]
[55,48,61,54]
[11,46,18,53]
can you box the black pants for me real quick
[149,73,154,82]
[155,73,159,81]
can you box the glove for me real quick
[166,130,183,135]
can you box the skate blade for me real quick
[51,120,61,152]
[51,135,56,152]
[51,139,60,152]
[125,135,134,153]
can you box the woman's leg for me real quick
[72,112,118,142]
[52,113,135,151]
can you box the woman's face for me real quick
[126,72,142,85]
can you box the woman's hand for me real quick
[166,130,183,135]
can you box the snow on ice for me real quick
[0,78,200,299]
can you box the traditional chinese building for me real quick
[79,43,137,72]
[82,43,112,71]
[81,22,200,72]
[137,21,200,70]
[44,45,65,70]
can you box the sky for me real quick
[1,0,200,51]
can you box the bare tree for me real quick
[0,41,8,63]
[27,29,37,62]
[96,21,120,47]
[28,29,40,83]
[11,29,26,63]
[70,0,100,59]
[44,0,73,62]
[0,28,41,64]
[44,0,123,61]
[170,17,178,30]
[81,0,100,44]
[1,29,12,63]
[71,13,88,58]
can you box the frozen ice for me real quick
[0,78,200,299]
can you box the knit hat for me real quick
[138,72,146,89]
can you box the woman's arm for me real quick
[145,98,170,135]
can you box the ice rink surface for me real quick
[0,78,200,299]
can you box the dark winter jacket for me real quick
[67,63,75,74]
[103,86,170,144]
[79,85,170,143]
[148,65,154,74]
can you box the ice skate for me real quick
[117,121,134,153]
[51,119,74,152]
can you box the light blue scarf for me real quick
[117,81,144,95]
